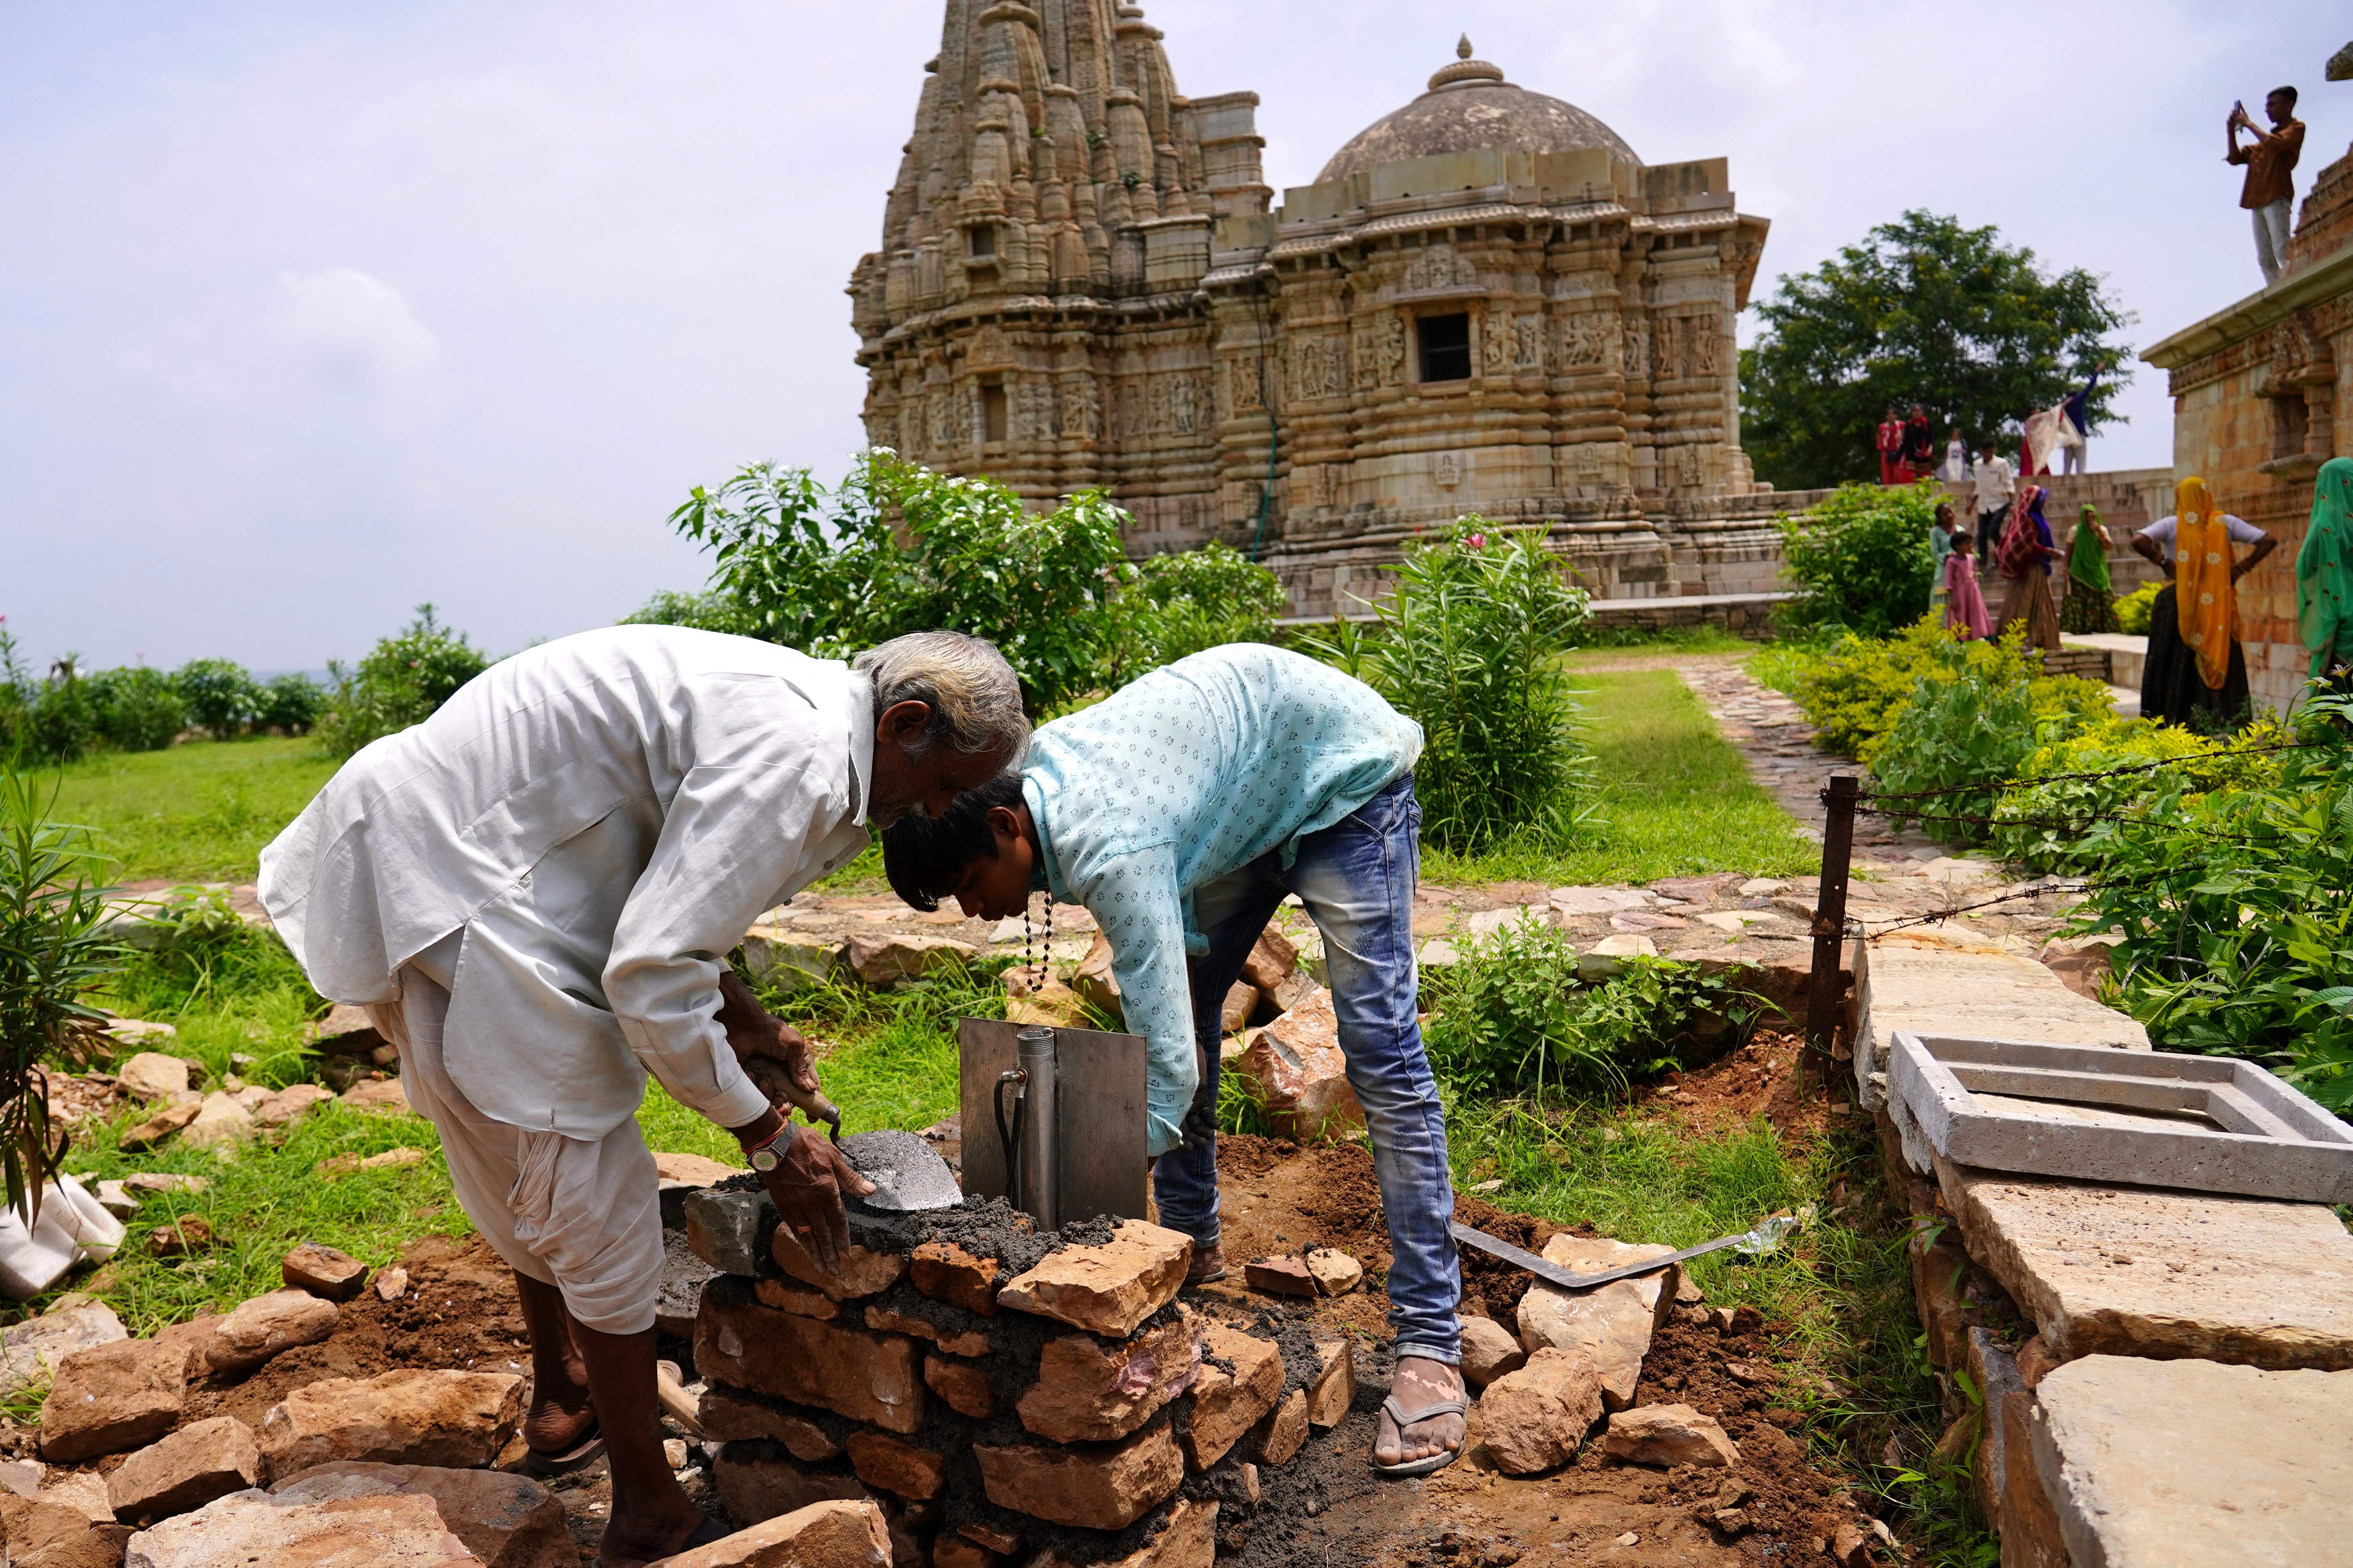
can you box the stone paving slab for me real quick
[1935,1157,2353,1369]
[2029,1355,2353,1567]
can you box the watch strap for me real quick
[746,1120,800,1171]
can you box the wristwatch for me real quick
[746,1121,800,1173]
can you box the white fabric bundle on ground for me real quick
[0,1175,127,1300]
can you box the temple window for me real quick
[981,379,1008,444]
[970,225,996,258]
[1418,313,1471,383]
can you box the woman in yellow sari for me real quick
[2131,476,2275,727]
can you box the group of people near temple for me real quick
[1926,459,2353,733]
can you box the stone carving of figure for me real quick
[1229,357,1263,414]
[1653,317,1682,382]
[1171,373,1199,435]
[1623,320,1650,381]
[1691,312,1720,376]
[1149,378,1173,436]
[1353,329,1378,390]
[1381,315,1408,385]
[1404,244,1471,293]
[1561,313,1605,369]
[1513,315,1541,370]
[1061,377,1100,439]
[1435,451,1462,488]
[1481,315,1510,376]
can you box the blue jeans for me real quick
[1151,774,1460,1365]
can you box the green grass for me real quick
[1422,668,1816,886]
[1570,623,1761,655]
[48,738,336,884]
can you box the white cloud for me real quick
[269,267,440,396]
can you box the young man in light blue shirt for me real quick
[883,644,1466,1476]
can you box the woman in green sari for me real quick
[2058,502,2118,633]
[2297,456,2353,684]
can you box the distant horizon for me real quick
[4,1,2345,670]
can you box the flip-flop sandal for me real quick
[1372,1392,1467,1478]
[523,1418,605,1477]
[598,1517,733,1568]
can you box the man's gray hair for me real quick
[854,632,1030,760]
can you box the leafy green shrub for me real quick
[315,605,492,760]
[1786,615,1982,757]
[1776,481,1939,637]
[0,763,120,1214]
[85,667,187,753]
[2113,580,2161,636]
[2071,696,2353,1108]
[172,659,259,737]
[665,452,1129,715]
[1303,521,1595,850]
[1419,916,1760,1095]
[620,589,756,638]
[1869,645,2114,845]
[254,673,323,736]
[1110,543,1286,678]
[1989,718,2282,873]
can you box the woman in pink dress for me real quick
[1946,530,1992,640]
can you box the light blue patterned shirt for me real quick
[1021,645,1422,1154]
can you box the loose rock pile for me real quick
[681,1183,1356,1568]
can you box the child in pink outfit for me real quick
[1946,532,1992,639]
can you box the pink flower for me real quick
[1466,532,1486,549]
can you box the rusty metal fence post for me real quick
[1805,773,1860,1081]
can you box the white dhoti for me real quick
[366,938,665,1336]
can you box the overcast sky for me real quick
[4,2,2347,671]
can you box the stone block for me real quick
[281,1243,368,1302]
[1180,1324,1283,1471]
[1025,1498,1216,1568]
[1240,1257,1314,1298]
[660,1232,721,1340]
[1252,1389,1308,1467]
[268,1462,573,1568]
[758,1280,840,1320]
[1478,1347,1603,1476]
[845,1431,945,1500]
[909,1241,1000,1316]
[1231,992,1363,1141]
[1016,1311,1196,1442]
[1850,935,2146,1111]
[1071,933,1121,1020]
[1004,968,1089,1030]
[178,1093,254,1153]
[974,1423,1183,1531]
[119,1489,476,1566]
[106,1417,258,1523]
[1,1302,126,1400]
[740,925,848,996]
[1457,1316,1525,1390]
[258,1368,525,1472]
[697,1281,925,1434]
[687,1189,770,1277]
[1513,1234,1677,1410]
[770,1228,908,1302]
[114,1054,191,1102]
[340,1076,411,1113]
[957,1523,1021,1557]
[996,1220,1190,1339]
[1239,927,1298,993]
[1600,1404,1738,1468]
[1305,1338,1353,1429]
[252,1083,336,1129]
[39,1339,189,1463]
[2,1492,130,1567]
[922,1354,994,1419]
[862,1306,986,1358]
[712,1447,872,1525]
[1217,982,1256,1033]
[933,1533,999,1568]
[194,1288,339,1376]
[1306,1249,1362,1296]
[698,1387,843,1461]
[842,933,978,989]
[117,1100,201,1152]
[654,1498,892,1568]
[1937,1159,2353,1368]
[2028,1355,2353,1567]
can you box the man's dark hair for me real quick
[2273,85,2298,110]
[882,771,1026,912]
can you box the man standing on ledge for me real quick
[881,644,1466,1478]
[260,626,1027,1567]
[2229,86,2305,284]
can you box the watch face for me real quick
[751,1148,779,1172]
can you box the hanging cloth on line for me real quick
[2174,475,2235,691]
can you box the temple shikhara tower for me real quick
[849,5,1781,614]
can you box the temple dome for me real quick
[1314,36,1637,183]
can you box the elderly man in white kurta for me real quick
[259,624,1026,1566]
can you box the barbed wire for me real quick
[1854,737,2323,805]
[1854,800,2281,850]
[1841,866,2182,939]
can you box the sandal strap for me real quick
[1382,1392,1468,1428]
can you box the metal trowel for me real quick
[838,1129,963,1212]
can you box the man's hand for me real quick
[717,969,820,1094]
[733,1109,877,1275]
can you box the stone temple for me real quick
[848,4,1785,616]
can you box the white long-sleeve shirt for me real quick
[258,626,873,1139]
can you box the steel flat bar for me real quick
[1449,1221,1753,1292]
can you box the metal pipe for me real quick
[1015,1026,1058,1231]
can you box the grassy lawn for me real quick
[1422,666,1816,887]
[49,737,336,884]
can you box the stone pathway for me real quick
[1672,659,1940,864]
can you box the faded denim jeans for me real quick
[1151,774,1461,1365]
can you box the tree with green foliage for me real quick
[172,659,260,737]
[1109,542,1286,679]
[85,667,187,753]
[1740,211,2132,491]
[315,605,492,760]
[1776,481,1942,637]
[254,673,324,736]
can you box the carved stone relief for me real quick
[1622,320,1650,380]
[1560,312,1607,369]
[1380,315,1408,385]
[1401,243,1474,293]
[1435,451,1463,488]
[1513,315,1543,370]
[1060,377,1101,439]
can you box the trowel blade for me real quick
[839,1129,962,1212]
[1449,1221,1752,1292]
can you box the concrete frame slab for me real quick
[1892,1032,2353,1204]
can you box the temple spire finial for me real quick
[1457,33,1472,60]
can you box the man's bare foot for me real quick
[595,1502,713,1568]
[1373,1355,1466,1470]
[523,1372,597,1457]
